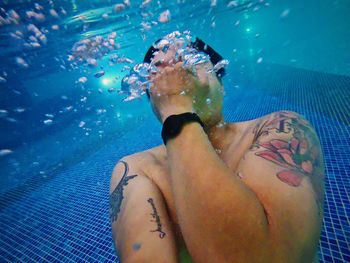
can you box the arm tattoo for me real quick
[147,198,166,238]
[109,160,138,223]
[251,111,325,211]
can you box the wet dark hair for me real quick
[143,37,226,99]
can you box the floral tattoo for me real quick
[250,111,325,210]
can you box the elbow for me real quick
[214,183,271,235]
[191,201,271,262]
[216,196,272,258]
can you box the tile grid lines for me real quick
[332,155,350,228]
[315,72,349,259]
[3,145,114,261]
[0,220,70,262]
[0,233,55,263]
[325,74,350,125]
[0,64,349,262]
[299,73,326,260]
[333,75,350,124]
[0,238,25,263]
[324,122,345,214]
[312,111,333,262]
[0,188,112,262]
[326,130,350,259]
[2,196,100,221]
[324,80,346,126]
[310,72,337,124]
[325,180,344,262]
[259,64,350,126]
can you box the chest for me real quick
[143,129,255,241]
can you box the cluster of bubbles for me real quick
[0,9,21,26]
[0,1,68,70]
[120,31,229,102]
[69,32,119,67]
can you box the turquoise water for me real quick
[0,0,349,262]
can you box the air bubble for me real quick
[43,119,53,125]
[280,9,290,18]
[0,149,13,156]
[94,71,105,78]
[0,109,8,117]
[78,77,88,83]
[120,31,229,101]
[158,10,171,23]
[114,4,125,12]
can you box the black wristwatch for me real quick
[161,112,205,145]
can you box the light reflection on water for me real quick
[0,0,349,180]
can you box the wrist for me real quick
[161,112,204,145]
[161,106,194,123]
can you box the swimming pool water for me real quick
[0,0,349,262]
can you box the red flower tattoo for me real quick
[256,138,315,187]
[252,111,319,187]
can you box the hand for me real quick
[149,62,200,123]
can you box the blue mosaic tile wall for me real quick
[0,64,349,262]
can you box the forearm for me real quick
[166,122,269,261]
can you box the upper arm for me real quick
[238,111,325,260]
[249,111,325,206]
[109,156,178,263]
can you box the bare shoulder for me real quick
[110,145,165,185]
[237,110,325,262]
[247,110,325,205]
[110,153,145,182]
[112,146,163,170]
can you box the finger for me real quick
[174,61,184,69]
[148,73,156,82]
[195,63,211,84]
[162,66,174,74]
[184,67,196,77]
[148,69,160,81]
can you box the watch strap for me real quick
[161,112,204,145]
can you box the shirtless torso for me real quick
[141,118,256,249]
[109,111,324,263]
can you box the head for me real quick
[144,37,226,127]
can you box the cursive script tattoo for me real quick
[109,161,138,223]
[147,198,166,238]
[250,111,325,213]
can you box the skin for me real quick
[109,46,325,263]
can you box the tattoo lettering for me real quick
[109,161,138,223]
[277,119,292,134]
[252,112,295,142]
[251,111,324,209]
[147,198,166,238]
